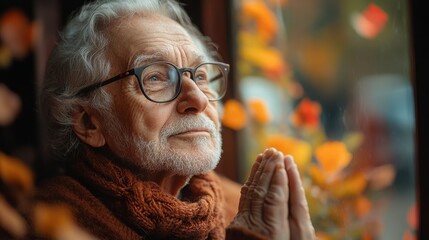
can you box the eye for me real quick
[148,75,162,82]
[196,74,207,81]
[144,72,169,83]
[195,69,209,82]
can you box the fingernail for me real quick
[264,148,275,158]
[284,155,295,170]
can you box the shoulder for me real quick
[36,175,90,202]
[33,175,139,240]
[35,175,105,214]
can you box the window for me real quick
[222,0,418,238]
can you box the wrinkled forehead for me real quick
[106,13,209,69]
[131,50,209,68]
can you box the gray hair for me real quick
[40,0,220,160]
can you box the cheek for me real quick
[205,102,220,128]
[119,99,173,140]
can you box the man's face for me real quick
[96,14,222,176]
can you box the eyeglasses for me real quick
[74,61,229,103]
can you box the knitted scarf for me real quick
[69,150,226,240]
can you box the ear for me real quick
[72,107,106,148]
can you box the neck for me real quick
[81,147,191,197]
[137,171,191,197]
[68,148,224,239]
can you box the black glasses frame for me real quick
[74,61,230,103]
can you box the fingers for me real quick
[236,152,315,240]
[236,148,303,240]
[262,155,288,233]
[284,155,308,218]
[250,149,281,197]
[265,154,288,207]
[238,154,262,212]
[284,155,315,239]
[249,149,284,223]
[238,148,285,215]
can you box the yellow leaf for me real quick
[240,45,285,77]
[309,165,327,188]
[242,0,278,41]
[330,172,367,198]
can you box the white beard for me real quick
[105,113,222,176]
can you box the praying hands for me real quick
[232,148,316,239]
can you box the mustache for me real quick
[161,115,218,137]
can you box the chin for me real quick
[116,125,223,176]
[164,151,221,176]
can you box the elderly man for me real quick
[35,0,315,239]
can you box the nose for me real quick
[176,74,209,114]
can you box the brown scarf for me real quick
[70,150,226,240]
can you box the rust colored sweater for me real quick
[31,150,269,240]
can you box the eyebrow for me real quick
[130,50,209,68]
[131,54,159,68]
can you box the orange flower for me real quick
[309,165,328,188]
[33,203,74,237]
[265,135,312,170]
[0,152,33,193]
[315,141,352,176]
[247,98,272,124]
[239,45,286,80]
[310,165,368,198]
[351,3,388,39]
[354,196,372,218]
[33,203,97,240]
[221,99,247,130]
[238,31,288,80]
[330,172,367,198]
[290,98,321,129]
[242,0,278,41]
[407,203,418,230]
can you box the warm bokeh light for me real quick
[351,3,389,39]
[290,98,322,129]
[241,0,278,41]
[265,135,312,170]
[247,98,272,124]
[221,99,248,130]
[315,141,352,176]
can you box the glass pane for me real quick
[225,0,418,239]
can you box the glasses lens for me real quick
[195,63,227,100]
[140,63,180,102]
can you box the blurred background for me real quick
[0,0,421,239]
